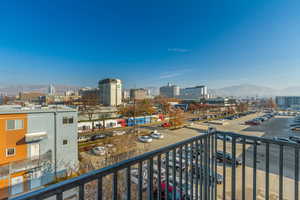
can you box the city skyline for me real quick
[0,1,300,89]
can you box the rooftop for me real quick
[0,105,77,114]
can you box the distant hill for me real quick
[0,84,81,96]
[212,84,300,97]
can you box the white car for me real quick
[92,146,106,156]
[78,136,89,142]
[150,132,164,139]
[112,130,126,136]
[138,135,153,143]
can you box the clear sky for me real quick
[0,0,299,89]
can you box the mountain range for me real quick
[211,84,300,97]
[0,84,80,96]
[0,83,299,97]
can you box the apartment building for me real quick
[0,105,78,199]
[98,78,122,106]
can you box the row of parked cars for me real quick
[290,116,300,131]
[78,130,128,142]
[245,113,275,126]
[130,148,223,199]
[138,130,164,143]
[273,136,300,144]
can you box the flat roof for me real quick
[0,105,77,114]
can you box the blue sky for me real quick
[0,0,299,89]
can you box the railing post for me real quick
[138,162,143,200]
[242,138,246,200]
[214,134,218,200]
[295,148,299,200]
[79,184,84,200]
[279,145,283,200]
[112,172,118,200]
[166,151,170,199]
[204,136,208,200]
[179,146,183,199]
[172,149,177,200]
[195,140,199,200]
[157,154,162,200]
[253,142,257,200]
[147,158,154,200]
[98,177,103,200]
[126,167,131,200]
[265,142,269,200]
[231,137,236,200]
[222,132,227,200]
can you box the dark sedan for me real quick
[216,151,242,166]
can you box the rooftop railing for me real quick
[11,131,300,200]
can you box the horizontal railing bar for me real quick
[219,131,300,147]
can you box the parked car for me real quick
[162,122,171,128]
[154,181,185,200]
[216,151,242,166]
[112,130,126,136]
[92,146,106,155]
[192,166,223,184]
[242,138,262,145]
[216,134,232,141]
[289,136,300,144]
[138,135,153,143]
[273,137,297,144]
[291,127,300,131]
[91,134,106,141]
[150,132,164,139]
[78,136,89,142]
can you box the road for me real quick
[210,115,298,200]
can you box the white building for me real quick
[159,83,180,98]
[276,96,300,109]
[98,78,122,106]
[48,84,56,95]
[180,85,208,99]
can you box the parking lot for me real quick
[79,112,300,199]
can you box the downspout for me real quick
[54,112,57,178]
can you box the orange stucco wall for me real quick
[0,113,28,195]
[0,113,28,166]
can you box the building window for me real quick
[63,117,74,124]
[63,117,68,124]
[68,117,74,124]
[6,148,16,157]
[63,140,68,145]
[6,120,24,130]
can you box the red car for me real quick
[162,122,171,128]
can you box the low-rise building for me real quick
[276,96,300,109]
[180,85,208,99]
[0,105,78,199]
[130,88,148,100]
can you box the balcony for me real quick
[11,132,300,200]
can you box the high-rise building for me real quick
[180,85,208,100]
[159,83,180,98]
[130,88,148,100]
[0,105,78,199]
[98,78,122,106]
[48,84,55,95]
[276,96,300,109]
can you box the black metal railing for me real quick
[10,131,300,200]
